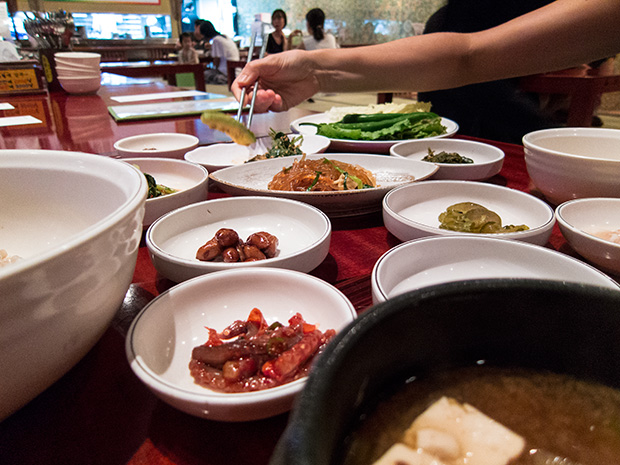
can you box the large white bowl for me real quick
[556,198,620,276]
[0,150,147,420]
[146,196,332,282]
[126,267,357,421]
[389,138,505,180]
[523,127,620,205]
[123,158,209,227]
[184,133,331,172]
[114,133,200,159]
[371,236,620,304]
[382,180,555,245]
[58,75,101,94]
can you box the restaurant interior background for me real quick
[3,0,620,118]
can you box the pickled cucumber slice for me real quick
[200,111,256,146]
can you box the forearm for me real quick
[308,0,620,94]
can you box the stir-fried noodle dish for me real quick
[268,155,377,192]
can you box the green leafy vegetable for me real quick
[143,172,177,199]
[247,129,304,162]
[423,148,474,164]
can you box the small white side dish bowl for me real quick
[184,133,331,172]
[523,127,620,205]
[58,75,101,94]
[114,133,200,159]
[126,267,357,421]
[123,158,208,227]
[147,196,332,282]
[372,236,620,303]
[0,150,147,420]
[556,198,620,276]
[383,180,555,245]
[389,138,505,180]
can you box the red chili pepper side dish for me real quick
[189,308,336,393]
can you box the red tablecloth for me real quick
[0,136,585,465]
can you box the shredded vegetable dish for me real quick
[189,308,336,393]
[268,155,377,192]
[247,129,304,162]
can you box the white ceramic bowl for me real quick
[114,133,200,159]
[0,150,147,420]
[389,138,505,180]
[147,196,332,282]
[184,133,331,172]
[54,52,101,66]
[123,158,209,227]
[126,267,357,421]
[523,127,620,205]
[556,198,620,276]
[58,76,101,94]
[371,236,620,303]
[55,66,101,78]
[383,180,555,245]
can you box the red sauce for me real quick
[189,308,335,393]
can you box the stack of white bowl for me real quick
[54,52,102,94]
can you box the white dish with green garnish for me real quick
[390,138,505,180]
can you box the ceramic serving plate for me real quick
[208,153,438,217]
[383,180,555,245]
[146,196,332,282]
[290,113,458,154]
[126,267,357,422]
[556,197,620,276]
[114,133,199,159]
[389,138,505,180]
[371,236,620,304]
[184,133,330,172]
[123,157,208,227]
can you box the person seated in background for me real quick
[231,0,620,135]
[266,9,289,54]
[293,8,338,51]
[195,20,240,85]
[177,32,199,64]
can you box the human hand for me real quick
[232,50,321,113]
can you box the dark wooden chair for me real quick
[227,60,247,90]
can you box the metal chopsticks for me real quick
[236,32,257,122]
[236,32,268,129]
[246,36,269,129]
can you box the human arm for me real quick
[233,0,620,112]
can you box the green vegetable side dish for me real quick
[143,172,178,199]
[301,112,447,141]
[422,148,474,164]
[438,202,530,234]
[247,129,304,162]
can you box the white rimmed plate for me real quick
[146,196,332,282]
[114,133,199,159]
[556,197,620,276]
[389,138,505,180]
[290,112,458,154]
[383,180,555,245]
[184,133,330,172]
[126,267,357,421]
[123,158,208,227]
[208,153,438,217]
[371,236,620,304]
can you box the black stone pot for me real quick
[269,279,620,465]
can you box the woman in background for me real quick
[297,8,337,50]
[266,9,289,54]
[232,0,619,118]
